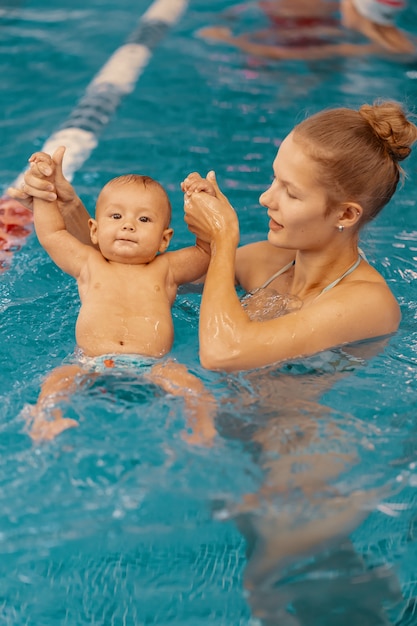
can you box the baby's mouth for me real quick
[116,237,136,243]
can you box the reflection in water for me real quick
[217,354,406,625]
[241,288,303,321]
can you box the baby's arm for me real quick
[31,152,90,277]
[165,172,219,285]
[166,237,211,287]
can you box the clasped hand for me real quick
[181,170,240,246]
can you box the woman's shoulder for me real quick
[317,258,400,332]
[354,254,395,287]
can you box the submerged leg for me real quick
[147,359,217,446]
[27,364,84,442]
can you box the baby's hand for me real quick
[181,171,217,197]
[28,151,55,182]
[7,147,67,209]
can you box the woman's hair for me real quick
[293,100,417,225]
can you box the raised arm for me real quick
[31,152,91,277]
[183,171,248,368]
[7,147,92,245]
[165,172,219,286]
[166,238,211,287]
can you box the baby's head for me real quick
[90,174,174,263]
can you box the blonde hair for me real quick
[293,100,417,225]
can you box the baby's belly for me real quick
[75,309,174,358]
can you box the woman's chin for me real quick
[267,228,282,244]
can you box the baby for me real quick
[28,148,216,443]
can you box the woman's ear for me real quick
[159,228,174,253]
[337,202,363,230]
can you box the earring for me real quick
[338,225,344,232]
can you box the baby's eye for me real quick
[111,213,122,220]
[139,216,151,223]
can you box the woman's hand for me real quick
[7,146,76,211]
[182,171,240,247]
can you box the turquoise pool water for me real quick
[1,1,417,624]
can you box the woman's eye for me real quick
[286,189,297,199]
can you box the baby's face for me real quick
[90,181,172,263]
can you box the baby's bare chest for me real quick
[78,260,176,307]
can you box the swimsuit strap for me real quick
[256,249,366,294]
[258,259,295,290]
[317,254,362,297]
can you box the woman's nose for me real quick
[259,186,271,207]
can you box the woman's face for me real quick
[259,132,338,251]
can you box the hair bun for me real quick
[359,100,417,162]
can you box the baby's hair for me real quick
[293,100,417,225]
[104,174,172,224]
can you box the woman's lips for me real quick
[269,218,282,231]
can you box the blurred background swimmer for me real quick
[198,0,415,60]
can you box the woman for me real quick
[180,100,417,371]
[197,0,414,60]
[180,102,417,618]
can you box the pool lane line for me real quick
[14,0,189,186]
[0,0,189,268]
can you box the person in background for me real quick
[24,148,216,444]
[197,0,414,60]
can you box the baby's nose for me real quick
[122,221,135,230]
